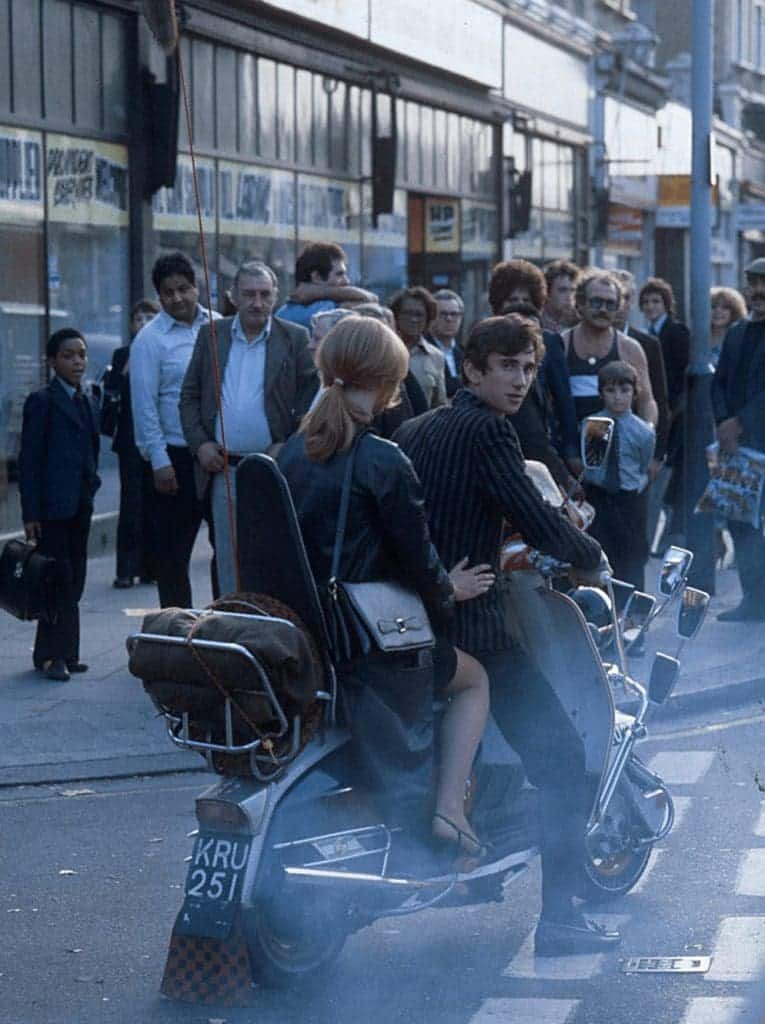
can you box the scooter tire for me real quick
[245,893,349,988]
[579,841,653,902]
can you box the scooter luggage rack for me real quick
[128,631,314,781]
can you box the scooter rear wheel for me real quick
[580,841,653,902]
[245,891,349,988]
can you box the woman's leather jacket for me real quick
[278,430,455,629]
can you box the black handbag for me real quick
[0,540,58,622]
[326,435,435,662]
[99,389,120,438]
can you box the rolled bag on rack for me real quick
[128,607,322,732]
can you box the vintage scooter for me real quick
[127,422,709,1002]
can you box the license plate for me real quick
[186,834,250,902]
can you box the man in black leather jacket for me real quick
[395,314,621,957]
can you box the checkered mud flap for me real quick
[160,918,256,1006]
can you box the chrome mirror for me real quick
[677,587,710,640]
[581,417,614,470]
[648,652,680,704]
[623,591,655,631]
[659,546,693,598]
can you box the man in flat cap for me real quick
[710,257,765,621]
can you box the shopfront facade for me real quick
[0,0,503,532]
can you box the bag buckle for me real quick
[328,577,339,600]
[378,616,420,635]
[13,562,23,580]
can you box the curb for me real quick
[618,673,765,722]
[0,750,205,789]
[0,510,119,559]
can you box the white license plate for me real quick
[186,835,250,903]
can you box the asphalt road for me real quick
[2,698,765,1024]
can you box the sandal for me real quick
[432,812,488,859]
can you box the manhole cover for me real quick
[621,956,712,974]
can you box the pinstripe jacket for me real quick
[395,389,601,654]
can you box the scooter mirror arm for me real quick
[605,577,628,678]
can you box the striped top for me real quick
[394,389,602,655]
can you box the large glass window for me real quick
[361,185,407,302]
[45,134,130,381]
[509,134,579,261]
[297,173,361,283]
[0,126,45,531]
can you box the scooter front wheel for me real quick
[245,891,350,988]
[580,841,653,902]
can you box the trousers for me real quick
[34,499,92,667]
[728,518,765,611]
[479,648,589,918]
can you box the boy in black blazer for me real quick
[18,328,101,681]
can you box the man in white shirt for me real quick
[180,260,317,596]
[129,252,221,608]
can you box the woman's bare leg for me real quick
[433,648,489,852]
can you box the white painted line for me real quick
[469,999,579,1024]
[754,804,765,837]
[680,997,753,1023]
[502,915,627,981]
[671,795,692,831]
[707,917,765,981]
[629,848,665,894]
[736,850,765,897]
[647,751,716,785]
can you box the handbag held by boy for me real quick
[326,435,435,662]
[0,539,58,622]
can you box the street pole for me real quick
[685,0,716,593]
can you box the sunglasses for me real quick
[587,297,618,312]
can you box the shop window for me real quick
[11,0,42,120]
[328,79,347,173]
[406,103,422,187]
[177,37,191,152]
[101,12,127,134]
[277,63,295,164]
[459,117,474,195]
[215,47,238,154]
[347,85,361,177]
[297,173,361,283]
[421,106,435,189]
[295,70,314,167]
[73,5,100,129]
[361,184,407,301]
[434,110,447,191]
[192,39,215,151]
[360,89,372,180]
[0,1,9,116]
[152,153,215,305]
[45,134,130,381]
[43,0,73,125]
[312,74,329,170]
[238,52,257,156]
[258,58,277,161]
[446,113,460,192]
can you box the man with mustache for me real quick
[711,257,765,622]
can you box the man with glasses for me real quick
[561,271,657,427]
[426,289,465,397]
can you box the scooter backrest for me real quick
[235,454,332,660]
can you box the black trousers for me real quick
[728,518,765,611]
[115,443,157,581]
[153,445,215,609]
[34,500,92,667]
[587,485,650,597]
[480,648,589,919]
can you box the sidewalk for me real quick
[0,544,762,787]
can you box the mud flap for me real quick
[160,911,255,1006]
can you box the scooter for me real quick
[127,441,709,1002]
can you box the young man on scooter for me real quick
[395,314,622,956]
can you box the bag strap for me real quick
[329,431,365,588]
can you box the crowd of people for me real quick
[16,240,765,955]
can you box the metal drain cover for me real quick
[621,956,712,974]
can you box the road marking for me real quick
[672,795,692,830]
[754,803,765,837]
[502,915,627,981]
[680,998,753,1023]
[647,751,715,785]
[646,711,765,743]
[706,917,765,981]
[736,850,765,897]
[630,847,665,893]
[469,999,579,1023]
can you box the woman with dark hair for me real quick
[278,316,493,862]
[103,299,160,588]
[389,286,447,409]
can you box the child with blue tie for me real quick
[583,360,655,598]
[18,329,101,681]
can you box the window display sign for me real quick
[0,126,44,223]
[462,200,497,258]
[425,198,459,253]
[218,162,296,238]
[46,134,128,227]
[297,175,361,244]
[153,154,216,232]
